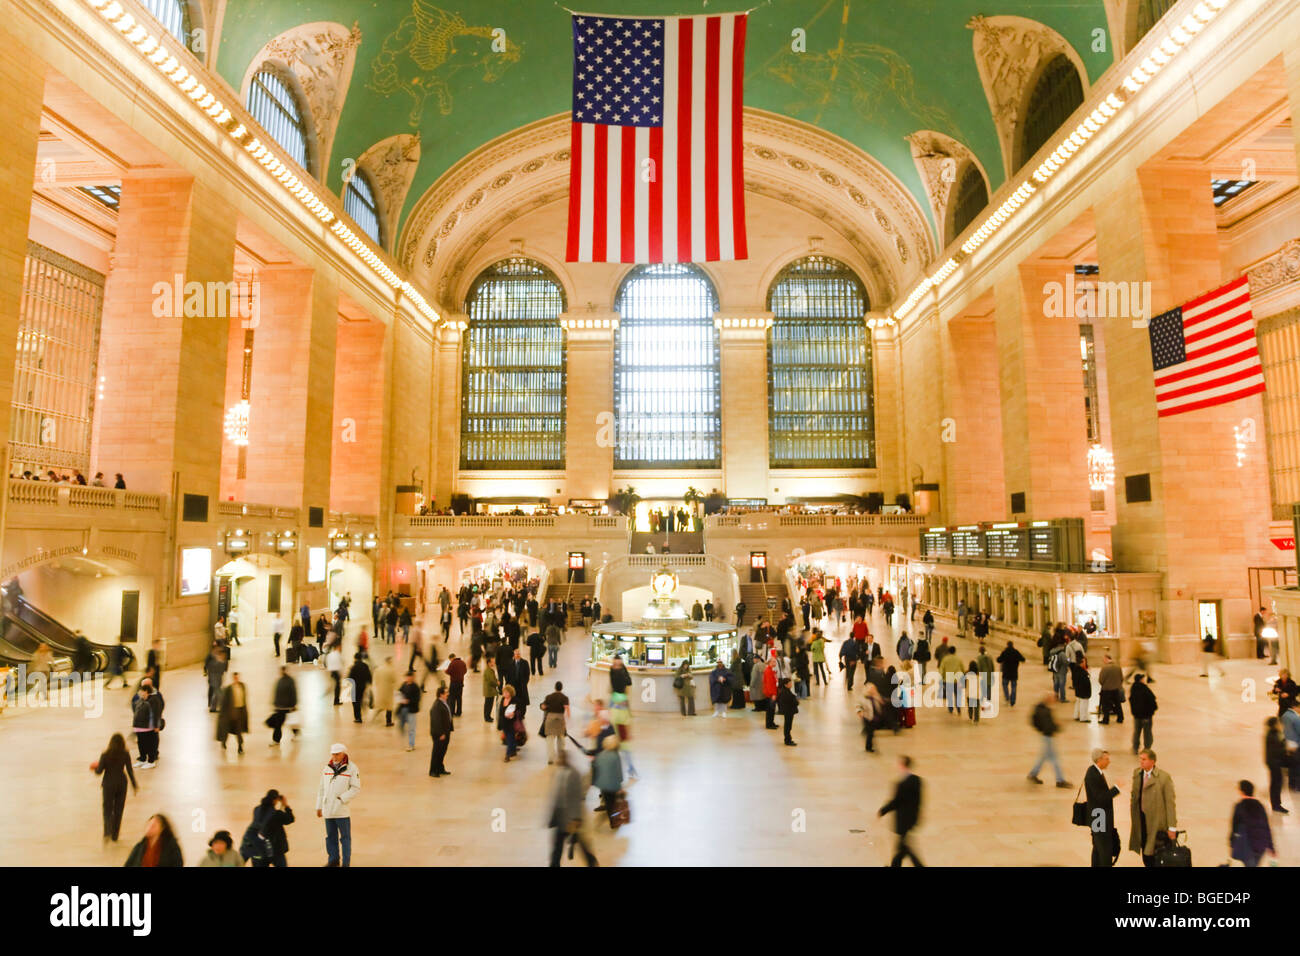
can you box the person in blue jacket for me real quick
[709,659,732,718]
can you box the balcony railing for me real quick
[396,513,627,535]
[7,478,165,514]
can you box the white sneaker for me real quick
[140,762,155,770]
[721,712,727,719]
[132,761,144,768]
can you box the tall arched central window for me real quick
[767,256,875,468]
[614,264,720,469]
[247,67,311,174]
[460,258,567,470]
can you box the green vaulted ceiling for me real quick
[216,0,1116,241]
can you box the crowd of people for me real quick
[74,569,1290,869]
[12,469,126,487]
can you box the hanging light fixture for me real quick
[1087,444,1114,492]
[224,400,250,446]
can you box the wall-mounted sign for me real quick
[1270,537,1295,551]
[568,551,585,570]
[750,551,767,569]
[308,547,326,583]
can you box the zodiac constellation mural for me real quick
[368,0,522,126]
[767,41,961,138]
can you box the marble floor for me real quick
[0,607,1292,867]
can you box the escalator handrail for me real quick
[12,596,80,649]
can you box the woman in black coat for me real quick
[91,733,137,842]
[247,789,295,867]
[1265,717,1289,813]
[1070,658,1093,723]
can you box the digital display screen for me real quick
[917,520,1084,572]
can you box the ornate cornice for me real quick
[1248,239,1300,298]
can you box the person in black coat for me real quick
[347,654,372,724]
[91,733,137,842]
[246,789,294,867]
[1084,748,1121,867]
[879,756,923,866]
[997,641,1025,706]
[1264,717,1289,813]
[429,686,454,777]
[775,678,799,746]
[1128,674,1157,753]
[509,649,531,723]
[526,630,547,676]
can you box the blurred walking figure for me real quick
[878,756,923,867]
[1028,695,1069,788]
[592,736,625,829]
[216,671,249,755]
[548,749,598,867]
[204,644,228,713]
[90,733,137,843]
[1264,717,1289,813]
[1229,780,1275,867]
[542,681,570,764]
[371,656,396,727]
[124,814,182,867]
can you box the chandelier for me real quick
[223,400,250,446]
[1087,444,1114,492]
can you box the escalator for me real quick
[0,589,134,673]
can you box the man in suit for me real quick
[878,755,923,867]
[1084,748,1120,867]
[429,686,454,777]
[1128,748,1177,866]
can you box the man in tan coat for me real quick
[1128,748,1177,865]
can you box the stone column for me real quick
[0,26,46,490]
[718,318,769,499]
[1094,165,1273,660]
[941,314,1006,524]
[994,262,1092,520]
[564,316,615,501]
[331,315,385,515]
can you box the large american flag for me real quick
[1148,276,1265,417]
[565,12,748,264]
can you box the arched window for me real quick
[460,258,567,470]
[1131,0,1178,48]
[614,264,720,469]
[344,170,382,245]
[949,163,989,244]
[1017,54,1084,172]
[247,67,311,174]
[140,0,191,46]
[766,256,874,469]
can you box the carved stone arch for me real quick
[352,134,421,255]
[399,108,936,316]
[754,242,879,315]
[906,130,991,251]
[966,15,1090,179]
[453,246,576,317]
[240,20,362,180]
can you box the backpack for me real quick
[239,820,272,861]
[1049,646,1067,673]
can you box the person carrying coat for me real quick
[677,659,699,717]
[1084,748,1121,867]
[216,671,249,754]
[1129,749,1177,866]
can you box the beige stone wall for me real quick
[330,317,385,514]
[719,326,768,499]
[942,315,1007,523]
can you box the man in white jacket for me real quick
[316,743,360,866]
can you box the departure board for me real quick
[918,519,1087,572]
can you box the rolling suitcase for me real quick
[285,644,300,664]
[1153,830,1192,867]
